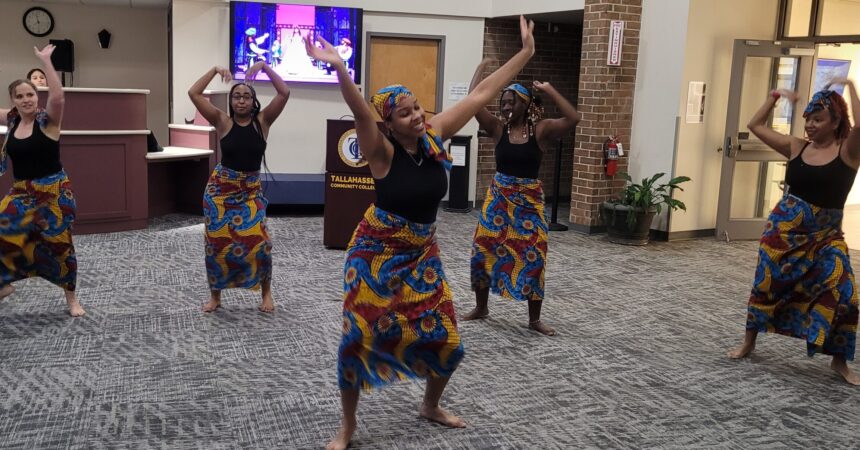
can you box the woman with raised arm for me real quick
[306,16,535,450]
[188,61,289,313]
[728,78,860,385]
[462,59,581,336]
[0,45,83,316]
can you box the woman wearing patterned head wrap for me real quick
[0,45,83,316]
[188,60,289,313]
[306,16,535,450]
[462,61,581,336]
[728,78,860,385]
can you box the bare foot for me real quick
[461,307,489,321]
[0,284,15,301]
[528,320,556,336]
[419,403,466,428]
[325,419,356,450]
[202,298,221,312]
[67,299,86,317]
[258,294,275,313]
[831,358,860,385]
[727,342,755,359]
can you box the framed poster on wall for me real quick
[814,58,851,95]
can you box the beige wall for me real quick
[492,0,584,16]
[0,1,169,143]
[172,0,487,200]
[669,0,779,233]
[629,0,690,232]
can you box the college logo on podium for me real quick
[338,129,366,168]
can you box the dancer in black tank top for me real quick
[0,45,84,317]
[189,61,289,313]
[306,16,537,450]
[462,62,580,337]
[728,78,860,386]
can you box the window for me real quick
[780,0,860,40]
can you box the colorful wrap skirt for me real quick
[746,194,859,360]
[338,205,464,390]
[0,170,77,291]
[471,172,548,301]
[202,164,272,291]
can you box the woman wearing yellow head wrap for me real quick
[306,16,536,450]
[462,63,581,337]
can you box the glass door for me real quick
[715,40,815,241]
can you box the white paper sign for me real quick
[448,82,468,101]
[685,81,706,123]
[607,20,624,66]
[450,144,466,167]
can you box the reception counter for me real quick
[0,87,217,234]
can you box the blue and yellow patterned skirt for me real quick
[0,170,77,291]
[471,172,548,301]
[339,205,464,390]
[202,164,272,291]
[747,194,859,360]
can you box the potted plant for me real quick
[601,172,691,245]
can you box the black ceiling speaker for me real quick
[98,29,111,49]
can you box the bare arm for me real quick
[533,81,580,144]
[0,108,8,126]
[830,78,860,163]
[246,62,290,128]
[34,45,64,134]
[746,89,804,159]
[428,16,535,141]
[306,37,388,175]
[468,58,503,140]
[188,66,232,133]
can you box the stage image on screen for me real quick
[231,1,362,84]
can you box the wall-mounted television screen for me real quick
[230,1,362,84]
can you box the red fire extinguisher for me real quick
[604,136,619,177]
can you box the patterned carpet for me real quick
[1,207,859,449]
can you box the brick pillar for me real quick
[570,0,641,233]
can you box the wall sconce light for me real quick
[98,29,111,49]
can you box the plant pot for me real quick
[601,202,657,245]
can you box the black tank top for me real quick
[5,121,63,180]
[374,139,448,224]
[495,125,542,179]
[785,141,857,209]
[220,119,266,172]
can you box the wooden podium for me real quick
[323,119,377,249]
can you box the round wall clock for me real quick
[23,7,54,37]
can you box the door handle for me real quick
[726,135,739,157]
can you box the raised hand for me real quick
[304,36,343,68]
[532,80,551,92]
[776,89,800,104]
[520,15,535,55]
[826,76,854,89]
[213,66,233,83]
[34,44,55,63]
[245,61,266,81]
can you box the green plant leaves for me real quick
[613,173,691,222]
